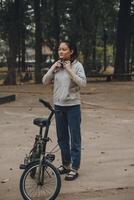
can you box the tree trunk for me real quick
[34,0,42,84]
[92,26,97,71]
[130,36,134,71]
[114,0,132,80]
[126,34,131,73]
[4,31,17,85]
[19,0,25,72]
[4,1,18,85]
[103,29,108,71]
[82,35,91,75]
[21,28,26,72]
[53,0,60,60]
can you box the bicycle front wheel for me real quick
[20,161,61,200]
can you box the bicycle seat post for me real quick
[39,126,43,138]
[42,122,50,155]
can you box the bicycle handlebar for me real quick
[39,99,54,112]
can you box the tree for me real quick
[34,0,42,83]
[0,0,27,84]
[17,0,26,72]
[3,0,19,85]
[114,0,132,80]
[1,0,132,83]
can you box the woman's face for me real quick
[58,42,73,61]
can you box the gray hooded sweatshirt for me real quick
[42,60,86,106]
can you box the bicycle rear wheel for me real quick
[20,160,61,200]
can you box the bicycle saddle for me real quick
[33,118,48,127]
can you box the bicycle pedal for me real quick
[20,164,26,169]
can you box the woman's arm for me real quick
[42,65,55,85]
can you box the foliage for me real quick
[0,0,133,84]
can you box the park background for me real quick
[0,0,134,84]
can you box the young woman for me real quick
[42,41,86,181]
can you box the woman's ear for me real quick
[71,50,73,55]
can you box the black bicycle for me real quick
[19,99,61,200]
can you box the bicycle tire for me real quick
[20,160,61,200]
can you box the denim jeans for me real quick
[55,104,81,170]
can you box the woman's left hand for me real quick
[63,61,71,70]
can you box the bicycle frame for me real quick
[20,99,61,200]
[20,99,55,169]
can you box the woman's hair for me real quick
[59,40,78,60]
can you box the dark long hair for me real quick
[59,40,78,61]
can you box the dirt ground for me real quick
[0,81,134,200]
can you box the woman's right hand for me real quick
[51,60,62,72]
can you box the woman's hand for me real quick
[51,60,62,72]
[63,60,71,70]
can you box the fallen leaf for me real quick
[1,178,9,183]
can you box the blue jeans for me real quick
[55,105,81,170]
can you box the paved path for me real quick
[0,82,134,200]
